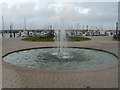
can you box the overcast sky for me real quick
[0,0,119,30]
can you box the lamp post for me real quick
[10,23,13,38]
[116,22,118,35]
[2,16,4,37]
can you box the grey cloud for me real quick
[1,2,118,30]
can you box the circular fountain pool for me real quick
[3,48,118,70]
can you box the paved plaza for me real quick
[1,36,118,88]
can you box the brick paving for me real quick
[1,36,118,88]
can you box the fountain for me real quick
[2,20,118,70]
[52,20,72,59]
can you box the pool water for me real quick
[3,48,118,70]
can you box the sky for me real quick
[0,0,119,30]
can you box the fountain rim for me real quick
[2,46,118,72]
[2,46,118,58]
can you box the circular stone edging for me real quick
[2,46,118,72]
[2,46,118,58]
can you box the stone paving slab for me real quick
[1,36,119,88]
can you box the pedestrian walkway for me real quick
[1,36,118,88]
